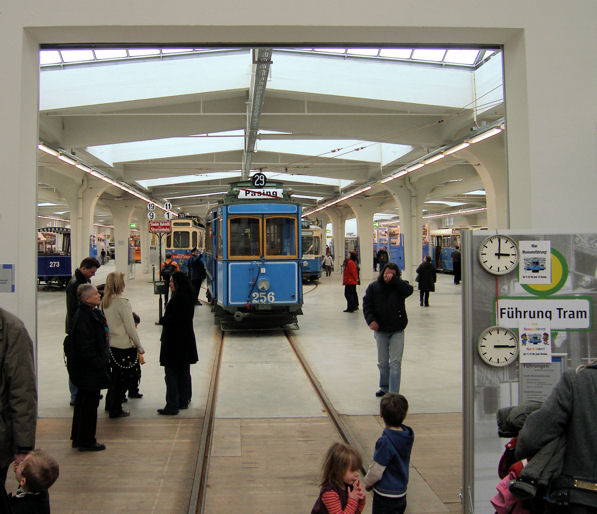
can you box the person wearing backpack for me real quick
[160,254,179,305]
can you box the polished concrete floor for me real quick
[9,262,463,512]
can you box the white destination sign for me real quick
[496,298,592,330]
[238,188,283,199]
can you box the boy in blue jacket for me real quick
[364,393,414,514]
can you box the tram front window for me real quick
[229,217,260,257]
[266,216,296,257]
[172,231,190,248]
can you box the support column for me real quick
[38,168,108,274]
[103,200,137,276]
[139,214,151,275]
[346,198,379,283]
[325,208,346,271]
[460,136,508,229]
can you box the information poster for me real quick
[520,355,566,402]
[519,240,551,284]
[519,321,551,363]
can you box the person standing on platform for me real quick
[160,253,179,305]
[100,248,106,265]
[452,245,461,284]
[188,248,206,306]
[416,256,436,307]
[323,252,334,277]
[101,272,145,418]
[342,251,360,312]
[158,271,198,415]
[0,307,37,510]
[65,257,101,406]
[68,284,110,451]
[363,263,413,397]
[376,246,389,270]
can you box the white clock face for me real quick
[477,326,519,367]
[478,235,519,275]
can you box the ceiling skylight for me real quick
[425,200,466,206]
[137,172,241,189]
[265,172,353,188]
[464,190,487,195]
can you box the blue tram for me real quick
[37,227,72,288]
[301,221,323,282]
[205,181,303,329]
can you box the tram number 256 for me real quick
[251,291,275,303]
[49,261,61,268]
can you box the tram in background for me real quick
[301,220,323,282]
[429,228,461,272]
[204,181,303,329]
[165,218,205,273]
[37,227,71,288]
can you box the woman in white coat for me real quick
[101,272,145,418]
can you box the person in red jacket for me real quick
[342,251,360,312]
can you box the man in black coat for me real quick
[65,257,100,406]
[452,245,461,284]
[416,256,437,307]
[363,263,413,397]
[68,284,110,451]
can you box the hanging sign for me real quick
[147,203,155,211]
[148,221,172,233]
[147,211,155,221]
[164,201,172,211]
[238,188,283,199]
[164,211,173,220]
[251,172,267,188]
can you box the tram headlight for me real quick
[257,278,270,291]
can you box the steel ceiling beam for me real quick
[242,48,272,179]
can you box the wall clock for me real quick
[478,235,519,275]
[477,325,519,367]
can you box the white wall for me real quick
[1,0,596,335]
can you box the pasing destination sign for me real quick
[238,188,283,200]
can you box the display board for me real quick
[462,231,597,513]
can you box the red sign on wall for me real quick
[149,221,172,233]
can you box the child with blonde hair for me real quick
[9,449,59,513]
[311,442,366,513]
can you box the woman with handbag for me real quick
[101,272,145,419]
[158,271,198,415]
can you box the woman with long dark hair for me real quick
[158,271,198,415]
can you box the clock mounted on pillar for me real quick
[478,235,519,275]
[477,325,519,367]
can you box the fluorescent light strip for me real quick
[423,153,445,165]
[39,143,174,215]
[444,142,470,155]
[467,127,502,144]
[423,207,487,219]
[37,215,70,223]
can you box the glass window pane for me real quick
[379,48,412,59]
[266,217,296,257]
[40,50,62,65]
[229,217,260,257]
[217,218,223,258]
[128,48,161,57]
[94,49,128,59]
[172,231,190,248]
[206,222,213,252]
[314,48,346,54]
[60,49,95,62]
[166,234,171,247]
[412,48,446,62]
[162,48,194,54]
[192,231,197,248]
[302,235,314,254]
[444,49,479,65]
[347,48,380,56]
[313,236,321,255]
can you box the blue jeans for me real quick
[374,330,405,393]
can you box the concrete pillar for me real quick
[38,168,108,274]
[139,213,151,275]
[325,208,346,271]
[346,197,379,282]
[103,200,137,276]
[382,179,432,283]
[460,134,508,229]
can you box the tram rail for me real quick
[186,325,368,513]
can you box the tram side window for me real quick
[206,223,213,253]
[192,231,197,249]
[302,236,314,255]
[265,217,296,257]
[173,231,190,248]
[229,217,260,257]
[217,218,223,258]
[313,235,321,255]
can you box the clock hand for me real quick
[493,345,517,348]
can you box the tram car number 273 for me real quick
[204,182,304,329]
